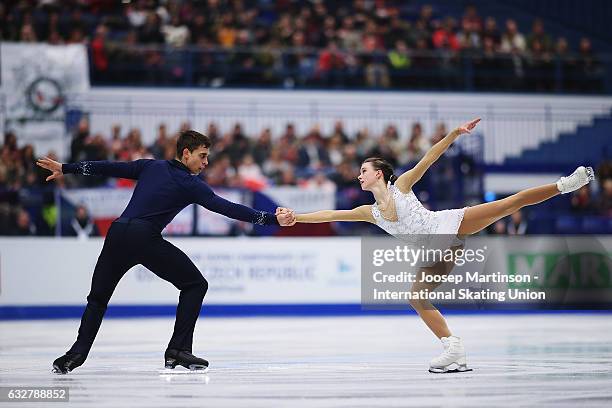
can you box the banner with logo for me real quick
[1,42,90,121]
[61,187,246,236]
[196,189,245,235]
[0,237,362,305]
[263,186,336,213]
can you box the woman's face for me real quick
[358,162,382,191]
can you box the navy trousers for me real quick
[69,218,208,355]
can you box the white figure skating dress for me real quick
[371,185,467,252]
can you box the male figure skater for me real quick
[37,130,296,374]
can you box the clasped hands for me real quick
[275,207,297,226]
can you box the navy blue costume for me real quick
[62,159,279,356]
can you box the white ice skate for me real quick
[428,336,472,374]
[556,166,595,194]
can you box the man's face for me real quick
[183,146,209,174]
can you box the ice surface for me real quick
[1,315,611,407]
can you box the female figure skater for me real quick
[278,118,594,373]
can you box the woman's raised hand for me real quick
[455,118,481,136]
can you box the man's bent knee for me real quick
[86,295,109,311]
[197,278,208,296]
[181,278,208,296]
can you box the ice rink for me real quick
[1,314,611,407]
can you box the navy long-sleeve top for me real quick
[62,159,279,232]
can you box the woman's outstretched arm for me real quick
[395,118,481,193]
[289,205,375,224]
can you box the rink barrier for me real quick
[2,237,610,318]
[1,304,611,320]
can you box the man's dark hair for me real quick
[176,130,211,158]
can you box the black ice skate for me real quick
[164,349,209,372]
[52,352,86,374]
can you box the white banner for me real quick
[0,236,610,307]
[1,42,90,121]
[196,189,245,235]
[61,187,246,235]
[0,238,361,305]
[263,186,336,213]
[61,188,133,218]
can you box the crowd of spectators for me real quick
[1,118,611,236]
[50,117,456,191]
[0,0,605,92]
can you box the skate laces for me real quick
[564,170,584,189]
[564,167,594,190]
[434,337,456,361]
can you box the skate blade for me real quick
[585,167,595,181]
[52,365,68,375]
[429,364,473,374]
[159,365,209,374]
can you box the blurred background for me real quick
[1,4,612,405]
[1,0,611,240]
[0,0,611,317]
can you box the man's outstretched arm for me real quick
[37,157,153,180]
[194,183,295,226]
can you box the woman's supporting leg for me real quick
[410,249,472,372]
[458,183,559,236]
[409,258,456,339]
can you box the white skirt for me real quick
[427,207,468,261]
[434,207,467,236]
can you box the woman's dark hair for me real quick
[176,130,211,158]
[363,157,397,184]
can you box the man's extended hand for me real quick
[276,207,297,226]
[36,157,64,181]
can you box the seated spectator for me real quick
[149,123,169,159]
[526,19,552,52]
[489,219,507,235]
[65,204,99,239]
[11,208,37,236]
[397,123,430,166]
[506,210,529,235]
[481,17,501,48]
[139,11,164,44]
[474,36,504,90]
[432,17,460,51]
[297,128,329,170]
[388,40,411,87]
[500,19,526,53]
[237,154,266,189]
[330,120,349,144]
[303,172,336,192]
[576,37,603,93]
[252,128,273,166]
[162,14,190,48]
[461,5,483,33]
[326,135,345,167]
[570,185,595,213]
[525,39,553,91]
[457,18,481,53]
[554,37,577,91]
[597,178,612,217]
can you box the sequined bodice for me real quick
[371,185,439,237]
